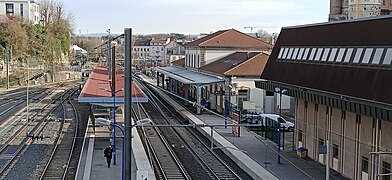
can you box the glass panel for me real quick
[321,48,330,61]
[343,48,353,63]
[309,48,317,60]
[329,48,338,62]
[278,48,285,59]
[292,48,299,60]
[297,48,304,60]
[382,48,392,65]
[314,48,323,61]
[287,48,294,59]
[353,48,363,63]
[282,48,289,59]
[371,48,384,65]
[336,48,346,62]
[361,48,373,64]
[302,48,310,60]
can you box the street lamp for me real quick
[274,87,287,116]
[100,87,124,165]
[274,87,287,164]
[26,59,30,136]
[96,117,152,180]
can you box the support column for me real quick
[197,85,202,114]
[175,80,179,94]
[224,78,230,127]
[167,78,171,91]
[184,84,189,99]
[156,72,160,86]
[124,28,132,180]
[161,74,165,88]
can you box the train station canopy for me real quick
[78,66,148,107]
[155,66,224,85]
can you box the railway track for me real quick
[133,105,191,180]
[39,88,79,180]
[136,79,243,180]
[0,86,76,179]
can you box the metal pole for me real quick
[210,126,214,150]
[374,154,378,180]
[112,46,117,165]
[7,44,11,89]
[326,140,330,180]
[278,124,281,164]
[124,28,132,180]
[122,136,125,180]
[113,124,125,180]
[26,59,29,136]
[279,91,282,116]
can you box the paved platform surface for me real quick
[76,74,349,180]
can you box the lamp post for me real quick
[100,87,124,165]
[26,59,30,136]
[96,117,152,180]
[275,87,287,116]
[274,87,287,164]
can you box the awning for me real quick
[155,66,224,85]
[78,66,148,107]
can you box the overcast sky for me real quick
[63,0,330,35]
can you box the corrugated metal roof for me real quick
[155,66,224,85]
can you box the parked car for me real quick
[259,114,295,131]
[241,109,263,124]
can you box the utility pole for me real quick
[107,29,112,79]
[6,44,11,89]
[124,28,132,180]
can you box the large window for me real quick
[383,48,392,65]
[314,48,323,61]
[353,48,364,63]
[321,48,330,61]
[372,48,384,64]
[6,3,14,16]
[277,46,392,68]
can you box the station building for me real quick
[256,16,392,179]
[154,29,290,115]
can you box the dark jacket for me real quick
[104,147,113,158]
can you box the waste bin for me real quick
[297,147,307,158]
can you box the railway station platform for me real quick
[76,70,348,180]
[140,74,348,180]
[75,115,155,180]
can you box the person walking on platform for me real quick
[104,145,113,168]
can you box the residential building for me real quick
[199,52,270,113]
[184,29,273,71]
[165,40,185,64]
[257,16,392,179]
[0,0,40,24]
[132,38,151,69]
[150,38,169,63]
[329,0,392,21]
[157,29,284,115]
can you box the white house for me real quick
[0,0,40,24]
[150,38,169,62]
